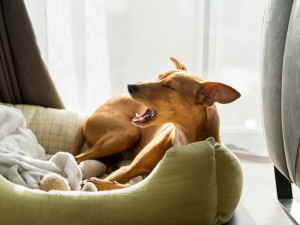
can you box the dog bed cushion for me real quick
[0,102,86,154]
[0,138,243,225]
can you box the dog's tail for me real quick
[68,124,85,156]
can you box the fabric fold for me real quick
[0,105,82,190]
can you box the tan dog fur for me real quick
[69,57,240,191]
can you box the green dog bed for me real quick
[0,104,243,225]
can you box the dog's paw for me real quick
[81,180,97,192]
[82,177,130,191]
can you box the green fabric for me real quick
[0,102,86,154]
[0,138,243,225]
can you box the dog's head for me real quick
[128,57,241,128]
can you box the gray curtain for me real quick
[0,0,64,109]
[261,0,300,186]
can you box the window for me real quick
[25,0,267,154]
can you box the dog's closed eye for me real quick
[165,84,176,91]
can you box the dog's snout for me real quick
[128,84,139,94]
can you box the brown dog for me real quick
[69,57,240,191]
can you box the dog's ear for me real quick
[195,81,241,107]
[170,57,187,71]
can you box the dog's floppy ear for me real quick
[170,57,187,71]
[195,81,241,107]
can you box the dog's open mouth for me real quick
[133,108,156,124]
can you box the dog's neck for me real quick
[172,105,220,146]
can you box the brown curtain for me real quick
[0,0,64,109]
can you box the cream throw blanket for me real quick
[0,105,82,190]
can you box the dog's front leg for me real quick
[104,133,172,185]
[104,165,143,184]
[83,178,131,191]
[89,130,173,191]
[82,166,138,191]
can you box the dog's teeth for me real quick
[135,113,142,119]
[138,118,145,122]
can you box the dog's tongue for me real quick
[133,108,155,123]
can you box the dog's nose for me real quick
[128,84,139,94]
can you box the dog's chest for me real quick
[174,128,188,147]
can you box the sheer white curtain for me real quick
[25,0,111,114]
[208,0,267,154]
[26,0,268,154]
[105,0,267,154]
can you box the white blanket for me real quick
[0,105,82,190]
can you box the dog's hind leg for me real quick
[74,128,140,164]
[68,125,85,156]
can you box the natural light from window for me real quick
[25,0,268,155]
